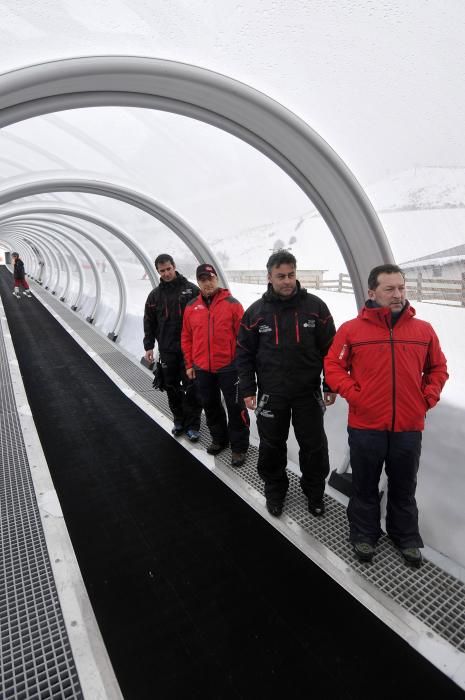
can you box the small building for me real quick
[401,244,465,279]
[401,244,465,305]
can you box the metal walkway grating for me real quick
[0,316,83,699]
[30,285,465,655]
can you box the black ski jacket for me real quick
[236,282,336,398]
[143,272,199,354]
[13,258,26,280]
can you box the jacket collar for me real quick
[262,279,306,304]
[359,300,415,328]
[159,271,185,288]
[200,288,230,305]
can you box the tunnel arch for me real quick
[11,214,103,319]
[0,173,228,288]
[0,205,128,338]
[5,222,76,301]
[22,222,85,305]
[0,55,394,305]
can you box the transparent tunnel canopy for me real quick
[0,2,464,572]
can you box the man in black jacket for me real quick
[143,254,202,441]
[236,250,337,517]
[11,252,32,298]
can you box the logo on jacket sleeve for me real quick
[303,319,316,328]
[258,324,272,333]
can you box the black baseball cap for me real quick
[196,263,217,279]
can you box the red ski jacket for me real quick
[182,289,244,372]
[324,303,448,432]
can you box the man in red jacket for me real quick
[182,264,250,467]
[324,264,448,567]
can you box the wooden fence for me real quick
[405,272,465,306]
[311,272,465,307]
[227,270,465,307]
[316,273,353,293]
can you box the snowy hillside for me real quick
[210,167,465,273]
[367,166,465,212]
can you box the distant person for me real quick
[236,250,336,517]
[143,254,202,441]
[181,263,250,466]
[11,252,32,298]
[324,264,448,567]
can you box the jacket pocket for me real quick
[423,393,438,411]
[346,383,362,410]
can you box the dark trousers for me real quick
[195,369,249,452]
[347,428,423,548]
[160,351,202,431]
[256,393,329,505]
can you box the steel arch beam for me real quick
[9,233,45,282]
[13,214,103,320]
[2,211,124,336]
[21,226,64,295]
[0,173,226,288]
[3,227,58,291]
[1,236,33,273]
[18,227,56,289]
[0,206,127,339]
[0,178,162,289]
[0,132,90,206]
[0,56,394,304]
[12,221,85,308]
[22,228,62,293]
[2,235,37,284]
[3,229,43,281]
[6,223,74,301]
[24,226,70,298]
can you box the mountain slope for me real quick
[210,167,465,271]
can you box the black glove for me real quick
[152,361,165,391]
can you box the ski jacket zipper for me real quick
[208,306,212,371]
[295,312,300,343]
[388,323,396,431]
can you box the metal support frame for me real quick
[0,185,159,290]
[20,236,43,281]
[17,221,85,309]
[1,237,35,282]
[15,216,102,318]
[23,226,71,299]
[6,214,103,320]
[15,226,64,296]
[0,56,394,305]
[4,234,44,283]
[6,229,56,291]
[0,174,226,288]
[0,207,127,340]
[6,223,75,302]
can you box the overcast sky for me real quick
[1,0,464,240]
